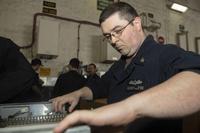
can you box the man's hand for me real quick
[50,91,81,112]
[50,87,93,112]
[53,100,139,133]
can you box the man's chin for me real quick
[122,53,135,59]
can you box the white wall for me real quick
[0,0,200,76]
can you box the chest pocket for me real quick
[125,70,148,94]
[126,79,145,92]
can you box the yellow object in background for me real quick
[39,67,51,77]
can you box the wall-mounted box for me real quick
[37,19,59,57]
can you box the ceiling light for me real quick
[171,3,188,13]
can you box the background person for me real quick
[157,36,165,44]
[85,63,100,82]
[31,58,45,100]
[52,58,86,98]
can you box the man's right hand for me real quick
[50,87,93,112]
[50,91,81,112]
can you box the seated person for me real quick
[85,63,100,82]
[157,36,165,44]
[31,58,42,73]
[0,36,41,103]
[31,58,44,100]
[52,58,86,98]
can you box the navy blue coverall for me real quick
[86,35,200,133]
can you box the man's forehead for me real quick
[88,65,95,68]
[100,13,127,32]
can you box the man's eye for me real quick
[114,29,122,34]
[105,35,111,39]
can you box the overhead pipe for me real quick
[77,24,81,58]
[19,13,100,49]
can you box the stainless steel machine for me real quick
[0,102,90,133]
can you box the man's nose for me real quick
[110,35,118,45]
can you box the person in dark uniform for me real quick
[157,36,165,44]
[0,36,41,103]
[85,63,100,82]
[51,2,200,133]
[52,58,86,98]
[31,58,42,73]
[31,58,44,100]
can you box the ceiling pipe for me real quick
[19,13,100,49]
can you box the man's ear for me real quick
[133,17,142,31]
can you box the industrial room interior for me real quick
[0,0,200,133]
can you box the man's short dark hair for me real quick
[89,63,96,69]
[69,58,80,69]
[31,58,42,66]
[99,2,139,24]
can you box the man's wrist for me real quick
[78,87,93,100]
[125,94,144,119]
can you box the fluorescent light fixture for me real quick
[171,3,188,13]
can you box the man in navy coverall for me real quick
[51,2,200,133]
